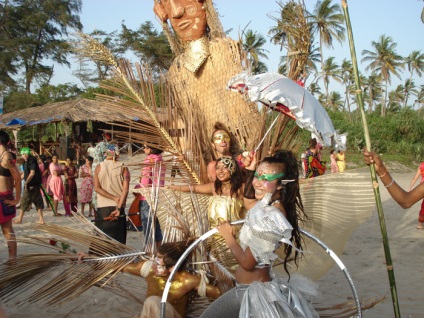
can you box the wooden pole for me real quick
[341,1,401,317]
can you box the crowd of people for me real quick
[2,120,424,318]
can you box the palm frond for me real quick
[0,217,144,305]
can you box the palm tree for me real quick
[387,85,404,113]
[327,91,344,111]
[242,29,269,72]
[361,35,404,116]
[309,0,345,101]
[316,56,341,106]
[340,58,353,113]
[268,1,312,80]
[402,79,416,107]
[404,50,424,106]
[307,82,322,97]
[362,73,382,113]
[415,84,424,109]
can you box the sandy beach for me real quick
[0,158,423,317]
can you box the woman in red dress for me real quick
[63,156,78,216]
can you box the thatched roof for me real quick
[0,99,141,129]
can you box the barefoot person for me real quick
[14,147,44,225]
[0,131,21,262]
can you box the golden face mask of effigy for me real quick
[154,0,207,42]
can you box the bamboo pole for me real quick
[341,1,401,317]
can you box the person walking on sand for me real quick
[337,150,346,173]
[48,154,64,216]
[330,149,339,174]
[13,148,45,225]
[409,161,424,229]
[0,131,21,262]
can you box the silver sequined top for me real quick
[239,193,293,266]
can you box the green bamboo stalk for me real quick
[341,1,401,317]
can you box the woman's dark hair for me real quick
[86,156,94,162]
[158,238,196,271]
[66,156,74,162]
[261,150,306,276]
[214,157,242,197]
[330,149,335,155]
[0,131,10,146]
[308,138,317,149]
[149,146,163,155]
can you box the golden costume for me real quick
[207,195,245,270]
[207,195,244,229]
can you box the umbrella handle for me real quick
[254,113,281,152]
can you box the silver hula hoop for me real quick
[160,220,362,318]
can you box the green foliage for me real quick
[120,21,174,73]
[35,84,84,105]
[327,109,424,161]
[0,0,82,93]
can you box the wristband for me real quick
[385,178,395,188]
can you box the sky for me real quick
[52,0,424,95]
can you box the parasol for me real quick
[228,72,347,150]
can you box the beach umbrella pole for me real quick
[341,1,401,317]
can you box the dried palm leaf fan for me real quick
[269,0,312,80]
[0,215,145,305]
[72,32,203,184]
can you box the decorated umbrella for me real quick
[228,72,346,150]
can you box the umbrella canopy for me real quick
[228,72,346,150]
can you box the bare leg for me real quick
[36,209,45,224]
[1,221,17,260]
[80,203,85,216]
[53,200,59,215]
[13,209,25,224]
[89,203,94,217]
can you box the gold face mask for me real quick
[213,132,230,144]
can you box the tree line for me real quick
[0,0,423,157]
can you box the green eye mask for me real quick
[254,171,286,181]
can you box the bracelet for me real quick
[385,178,395,188]
[378,170,387,178]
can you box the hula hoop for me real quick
[160,220,362,318]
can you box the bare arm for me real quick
[217,221,257,271]
[169,182,214,195]
[117,167,130,209]
[364,150,424,208]
[4,154,21,205]
[79,167,86,178]
[409,167,421,191]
